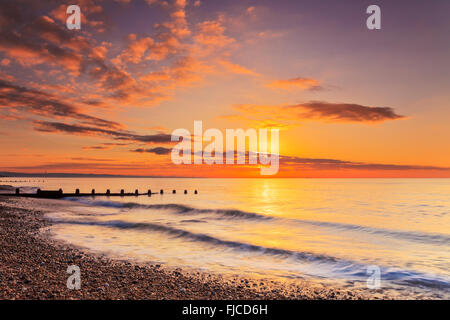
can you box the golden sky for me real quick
[1,0,450,177]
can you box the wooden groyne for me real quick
[0,188,198,199]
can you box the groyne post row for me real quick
[5,188,199,199]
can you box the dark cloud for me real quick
[8,151,448,174]
[132,148,448,171]
[0,1,50,30]
[199,151,447,171]
[288,102,405,122]
[0,6,84,72]
[131,147,172,155]
[279,155,448,171]
[226,101,405,127]
[6,162,147,171]
[82,145,110,150]
[34,120,174,144]
[0,80,122,129]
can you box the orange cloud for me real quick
[194,20,235,51]
[218,59,258,76]
[113,34,155,64]
[267,77,322,91]
[139,56,213,91]
[1,58,10,66]
[50,1,106,33]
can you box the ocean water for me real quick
[3,178,450,297]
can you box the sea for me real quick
[2,177,449,298]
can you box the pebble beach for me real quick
[0,196,375,300]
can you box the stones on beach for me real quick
[0,198,378,300]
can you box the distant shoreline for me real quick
[1,173,450,179]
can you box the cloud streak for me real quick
[222,101,405,127]
[0,80,122,129]
[279,155,448,171]
[287,102,405,122]
[267,77,322,91]
[33,120,174,144]
[131,147,172,155]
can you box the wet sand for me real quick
[0,196,378,300]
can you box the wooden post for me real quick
[75,189,80,195]
[15,188,19,195]
[172,190,176,194]
[120,189,124,196]
[160,189,164,194]
[91,189,95,195]
[135,189,139,195]
[184,190,187,194]
[106,189,110,195]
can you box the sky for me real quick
[1,0,450,177]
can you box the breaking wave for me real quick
[50,217,450,290]
[65,198,450,246]
[64,198,272,221]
